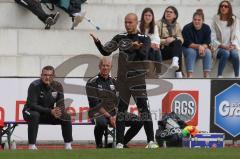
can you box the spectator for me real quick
[22,66,73,150]
[182,9,212,78]
[90,13,158,148]
[157,6,184,78]
[86,57,143,148]
[211,0,240,78]
[139,7,162,77]
[15,0,60,29]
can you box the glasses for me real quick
[220,4,229,9]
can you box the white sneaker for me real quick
[72,11,86,28]
[28,144,38,150]
[145,141,159,148]
[116,143,124,149]
[64,142,72,150]
[170,62,179,70]
[170,57,179,70]
[175,71,183,78]
[217,75,223,78]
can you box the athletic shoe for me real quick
[50,12,60,25]
[64,143,72,150]
[170,60,179,70]
[44,17,54,30]
[116,143,124,149]
[28,144,38,150]
[45,12,60,30]
[71,11,86,29]
[145,141,159,148]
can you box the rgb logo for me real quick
[215,83,240,137]
[162,90,198,125]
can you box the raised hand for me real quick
[90,33,100,42]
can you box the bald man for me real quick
[86,57,143,148]
[90,13,158,148]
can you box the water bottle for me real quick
[11,140,17,150]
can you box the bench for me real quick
[0,120,115,149]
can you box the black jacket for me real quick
[95,32,151,80]
[86,74,117,117]
[95,32,150,61]
[23,79,64,114]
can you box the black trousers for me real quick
[148,48,162,74]
[23,110,73,144]
[116,77,154,144]
[94,113,143,147]
[161,40,183,72]
[15,0,49,23]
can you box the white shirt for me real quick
[144,25,160,45]
[219,21,231,45]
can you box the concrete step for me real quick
[1,1,240,31]
[0,28,237,78]
[0,28,118,56]
[0,28,119,76]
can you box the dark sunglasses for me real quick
[220,4,229,9]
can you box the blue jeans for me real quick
[217,48,240,77]
[183,47,212,73]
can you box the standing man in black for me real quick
[86,57,143,148]
[23,65,73,150]
[15,0,60,29]
[90,13,158,148]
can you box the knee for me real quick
[172,40,182,46]
[204,49,212,58]
[219,50,230,59]
[25,111,40,123]
[231,50,239,59]
[95,119,108,128]
[184,48,196,57]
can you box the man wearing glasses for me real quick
[23,66,73,150]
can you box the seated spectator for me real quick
[139,7,162,77]
[86,57,143,148]
[22,65,73,150]
[15,0,60,29]
[157,6,184,78]
[211,0,240,78]
[182,9,212,78]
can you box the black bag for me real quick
[155,112,187,147]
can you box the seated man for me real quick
[86,57,143,148]
[22,65,73,150]
[15,0,60,29]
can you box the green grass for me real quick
[0,148,239,159]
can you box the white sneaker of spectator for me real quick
[170,57,179,70]
[175,71,183,78]
[145,141,159,148]
[116,143,124,149]
[72,11,87,28]
[217,75,223,78]
[64,142,72,150]
[28,144,38,150]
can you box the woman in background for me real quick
[182,9,212,78]
[211,0,240,78]
[139,7,162,77]
[157,6,184,78]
